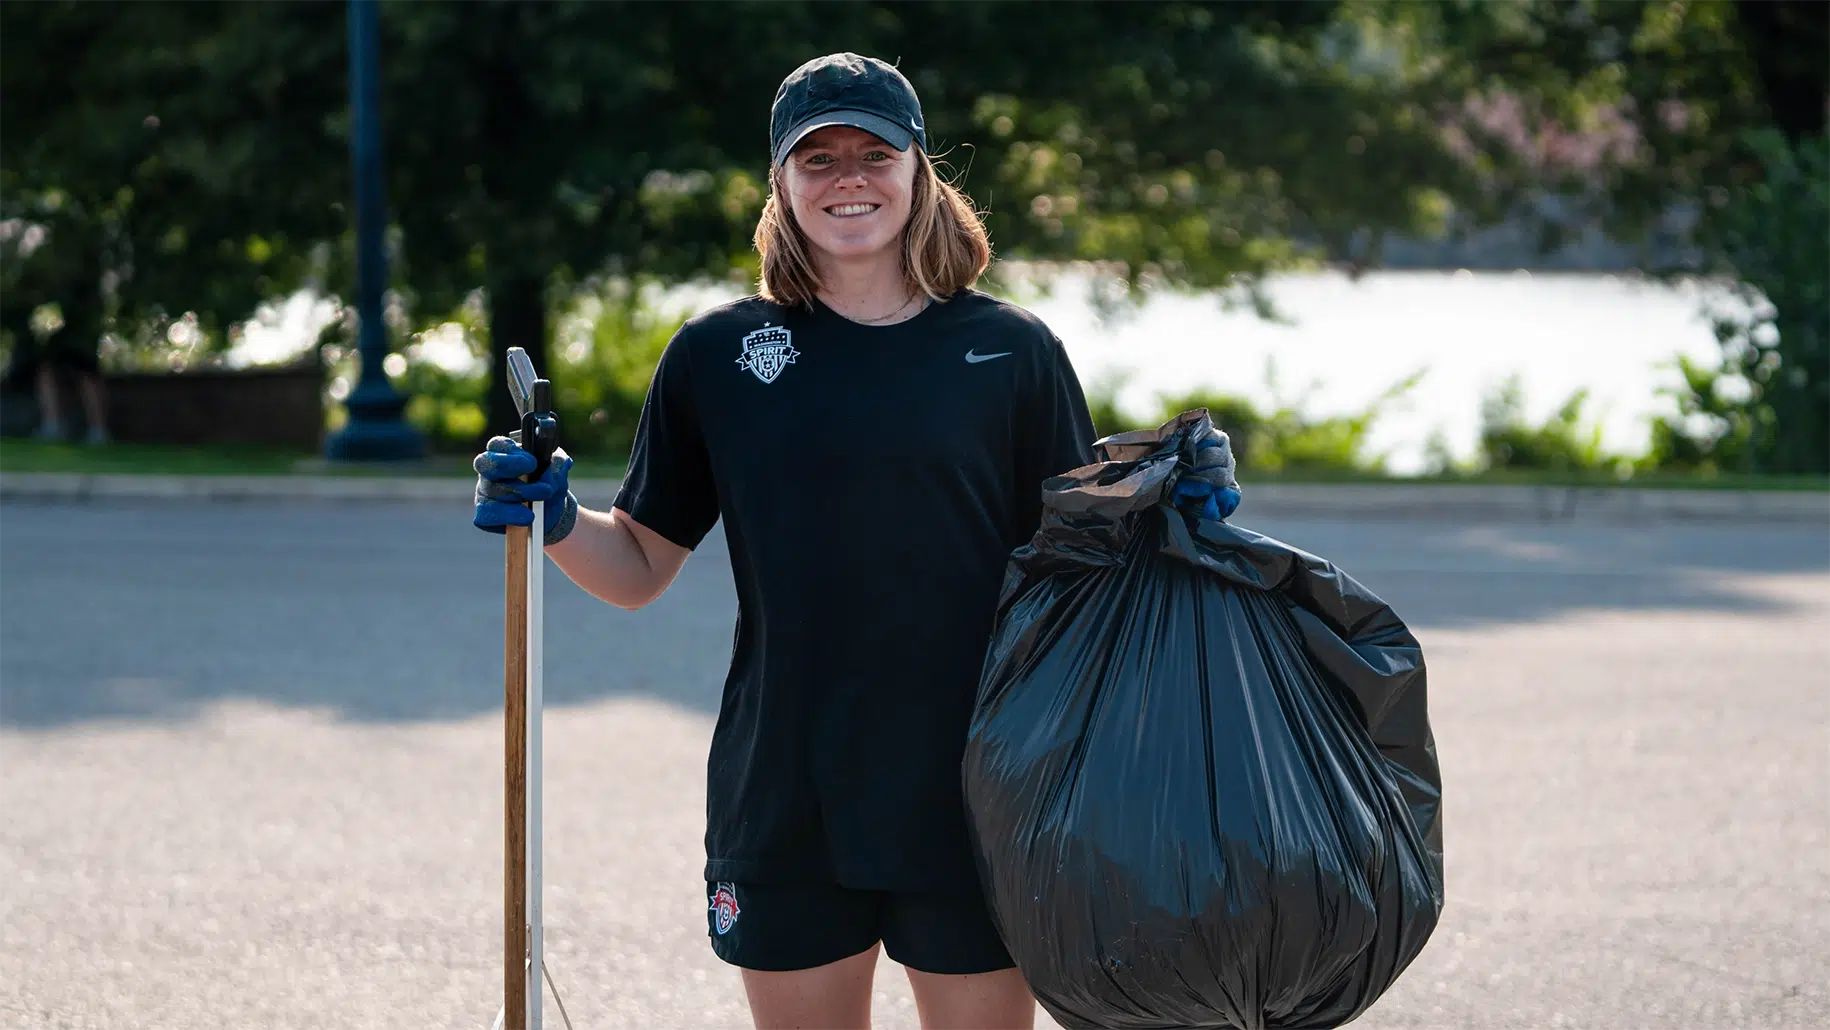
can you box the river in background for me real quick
[1023,270,1730,474]
[236,270,1731,475]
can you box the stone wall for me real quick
[107,364,325,450]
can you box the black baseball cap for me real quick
[769,53,927,166]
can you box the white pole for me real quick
[527,499,545,1030]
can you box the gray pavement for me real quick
[1,499,1826,1029]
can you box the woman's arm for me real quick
[546,505,691,611]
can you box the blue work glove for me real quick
[1170,432,1242,521]
[473,435,579,546]
[1171,477,1242,521]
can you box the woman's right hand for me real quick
[472,435,579,545]
[473,436,692,610]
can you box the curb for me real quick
[1241,482,1830,525]
[2,472,1825,525]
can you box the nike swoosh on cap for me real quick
[965,350,1012,363]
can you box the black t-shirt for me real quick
[612,288,1096,892]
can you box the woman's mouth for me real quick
[825,203,880,217]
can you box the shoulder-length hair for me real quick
[753,148,992,308]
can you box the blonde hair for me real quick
[754,148,992,308]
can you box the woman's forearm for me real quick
[545,505,671,610]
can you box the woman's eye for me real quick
[864,151,889,162]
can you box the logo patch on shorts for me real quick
[709,882,741,935]
[736,324,798,384]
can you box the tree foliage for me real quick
[1364,0,1827,471]
[1649,130,1829,475]
[9,0,1471,433]
[2,0,1824,467]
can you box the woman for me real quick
[475,52,1096,1030]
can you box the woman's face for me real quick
[782,126,918,264]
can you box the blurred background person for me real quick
[27,293,111,446]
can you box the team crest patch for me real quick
[709,882,741,935]
[736,324,799,384]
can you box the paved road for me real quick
[2,499,1826,1029]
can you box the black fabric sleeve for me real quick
[1012,333,1098,538]
[611,331,720,550]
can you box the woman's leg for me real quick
[739,943,880,1030]
[883,891,1036,1029]
[707,882,885,1029]
[904,966,1035,1030]
[76,371,109,443]
[33,362,63,437]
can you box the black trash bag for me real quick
[964,409,1443,1030]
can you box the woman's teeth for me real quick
[826,203,879,217]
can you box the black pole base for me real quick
[324,418,427,462]
[325,386,426,462]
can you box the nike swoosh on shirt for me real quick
[964,350,1012,363]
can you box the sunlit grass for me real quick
[0,437,1813,490]
[0,438,631,479]
[0,439,468,478]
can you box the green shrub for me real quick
[1084,362,1421,476]
[1478,374,1619,474]
[390,297,491,453]
[387,278,692,458]
[1081,371,1138,440]
[548,279,690,460]
[399,358,489,447]
[1153,389,1261,467]
[1641,354,1771,476]
[1652,131,1827,475]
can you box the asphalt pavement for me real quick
[2,498,1826,1029]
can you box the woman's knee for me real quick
[903,965,1035,1030]
[739,944,880,1030]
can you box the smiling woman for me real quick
[473,50,1099,1030]
[755,124,989,322]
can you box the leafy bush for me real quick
[1478,374,1618,474]
[1082,363,1421,475]
[397,358,489,450]
[1242,368,1422,475]
[1653,130,1829,474]
[1081,371,1137,441]
[548,279,690,460]
[384,278,690,458]
[1151,389,1262,467]
[1642,354,1770,475]
[393,296,491,451]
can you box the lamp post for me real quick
[326,0,424,462]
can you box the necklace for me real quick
[844,293,927,326]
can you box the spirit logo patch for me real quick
[709,882,741,935]
[736,324,799,384]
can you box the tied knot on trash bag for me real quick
[1017,409,1249,577]
[1052,407,1243,522]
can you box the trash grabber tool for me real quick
[490,346,571,1030]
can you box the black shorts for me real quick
[705,880,1014,975]
[13,330,100,375]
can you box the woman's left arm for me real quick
[1011,332,1099,533]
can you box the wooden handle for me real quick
[504,524,529,1030]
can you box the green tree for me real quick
[0,1,349,358]
[1703,130,1827,474]
[1362,0,1828,472]
[4,1,1486,439]
[366,0,1479,435]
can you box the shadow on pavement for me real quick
[1,500,1824,730]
